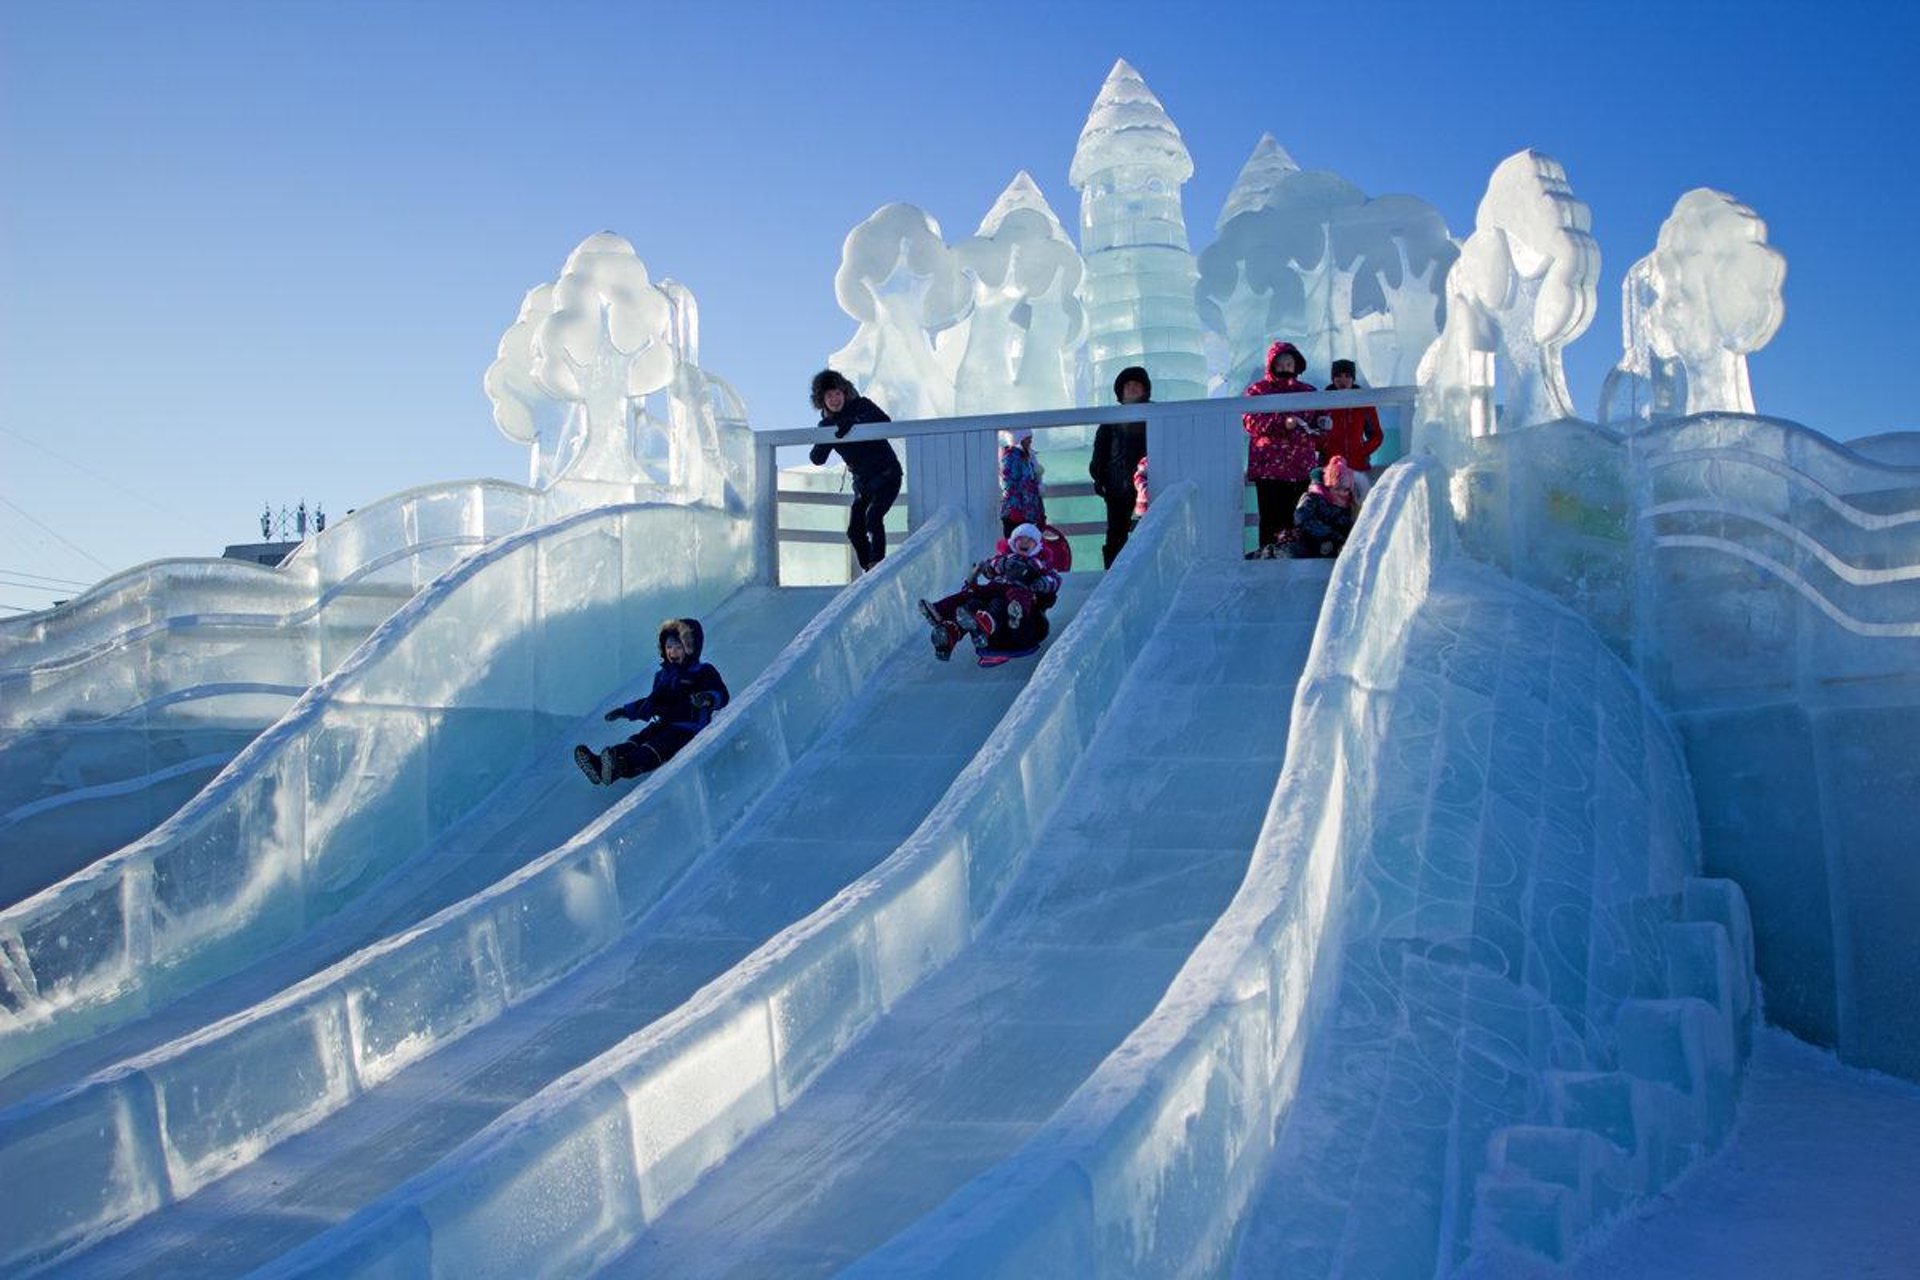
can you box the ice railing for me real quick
[0,478,544,732]
[854,456,1757,1277]
[250,486,1204,1279]
[0,501,752,1080]
[752,387,1416,579]
[0,511,972,1275]
[1633,413,1920,639]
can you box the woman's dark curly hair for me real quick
[810,368,857,411]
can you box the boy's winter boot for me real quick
[929,620,961,661]
[573,744,604,785]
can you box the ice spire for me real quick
[1069,59,1208,403]
[1216,133,1302,230]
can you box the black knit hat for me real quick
[1330,358,1358,380]
[1112,365,1152,401]
[810,369,856,411]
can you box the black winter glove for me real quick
[834,421,853,439]
[604,705,631,722]
[690,691,719,713]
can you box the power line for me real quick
[0,494,114,571]
[0,423,225,540]
[0,576,82,595]
[0,567,92,588]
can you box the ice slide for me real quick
[0,509,1077,1276]
[222,482,1320,1277]
[0,500,753,1082]
[0,579,834,1108]
[0,479,544,907]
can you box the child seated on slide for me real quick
[917,522,1062,661]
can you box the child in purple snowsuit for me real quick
[999,428,1046,537]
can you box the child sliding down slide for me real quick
[918,522,1062,665]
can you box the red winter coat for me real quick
[1243,341,1318,483]
[1317,404,1383,472]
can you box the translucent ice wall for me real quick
[245,488,1206,1279]
[827,204,971,421]
[0,502,751,1079]
[0,479,543,902]
[0,514,973,1275]
[857,458,1755,1278]
[1448,400,1920,1082]
[1626,416,1920,1078]
[1071,59,1208,403]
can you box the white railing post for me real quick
[1151,404,1248,560]
[906,432,999,555]
[754,438,780,585]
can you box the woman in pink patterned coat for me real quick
[1242,339,1321,551]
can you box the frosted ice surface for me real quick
[827,203,970,420]
[952,172,1086,416]
[1419,150,1598,440]
[1071,59,1208,403]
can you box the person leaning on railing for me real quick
[807,369,903,572]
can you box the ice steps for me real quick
[1472,875,1757,1264]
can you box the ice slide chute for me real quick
[0,480,545,907]
[0,501,752,1079]
[0,509,1025,1274]
[240,482,1272,1277]
[855,458,1759,1279]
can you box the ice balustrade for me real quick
[1447,407,1920,1081]
[1626,415,1920,1079]
[855,457,1757,1278]
[755,387,1416,578]
[245,484,1205,1279]
[0,502,752,1083]
[0,480,548,906]
[0,512,972,1276]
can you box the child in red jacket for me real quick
[1320,358,1383,498]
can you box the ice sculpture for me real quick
[827,203,971,420]
[1597,258,1685,425]
[1199,139,1455,391]
[1643,189,1785,416]
[951,172,1086,416]
[486,232,674,486]
[1418,150,1598,439]
[1071,59,1208,403]
[483,283,572,486]
[1214,133,1300,230]
[484,233,754,510]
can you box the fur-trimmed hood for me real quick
[658,617,704,662]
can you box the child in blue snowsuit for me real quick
[574,617,729,784]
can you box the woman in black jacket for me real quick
[808,370,903,571]
[1090,366,1150,568]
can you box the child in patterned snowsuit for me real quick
[918,523,1062,660]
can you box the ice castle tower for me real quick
[1070,59,1208,403]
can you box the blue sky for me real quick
[1,0,1913,610]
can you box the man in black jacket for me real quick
[808,369,903,572]
[1090,366,1150,568]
